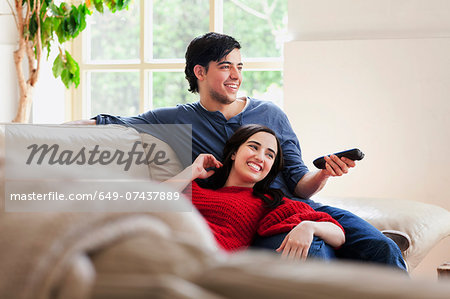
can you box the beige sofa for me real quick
[1,124,449,299]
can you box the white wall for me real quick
[0,0,65,123]
[0,44,18,121]
[284,0,450,279]
[289,0,450,40]
[0,0,18,122]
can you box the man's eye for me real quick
[249,145,257,150]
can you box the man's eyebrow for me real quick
[247,140,276,154]
[217,61,244,66]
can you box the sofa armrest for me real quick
[313,196,450,270]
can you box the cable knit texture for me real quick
[185,182,344,251]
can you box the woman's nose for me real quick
[254,151,264,162]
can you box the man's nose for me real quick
[230,66,240,79]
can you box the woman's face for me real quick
[225,131,278,188]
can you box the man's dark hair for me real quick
[198,124,285,209]
[185,32,241,93]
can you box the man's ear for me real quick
[193,65,206,81]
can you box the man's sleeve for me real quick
[91,106,193,167]
[92,106,179,125]
[277,109,310,194]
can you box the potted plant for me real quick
[7,0,131,123]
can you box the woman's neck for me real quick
[223,176,254,188]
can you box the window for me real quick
[71,0,287,119]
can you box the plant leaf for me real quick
[61,69,71,89]
[93,0,104,13]
[65,50,78,74]
[29,13,38,38]
[52,54,64,77]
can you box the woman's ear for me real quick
[231,152,236,161]
[193,65,206,81]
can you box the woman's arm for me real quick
[163,154,222,191]
[276,220,345,260]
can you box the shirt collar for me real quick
[198,97,251,113]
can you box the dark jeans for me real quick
[252,204,407,271]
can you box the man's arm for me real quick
[64,119,96,125]
[294,155,356,199]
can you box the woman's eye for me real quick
[267,153,274,159]
[249,145,257,150]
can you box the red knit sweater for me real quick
[185,181,344,252]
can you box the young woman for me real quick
[167,124,345,260]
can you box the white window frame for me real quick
[69,0,283,120]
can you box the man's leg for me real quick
[307,237,336,260]
[252,232,286,251]
[315,205,407,271]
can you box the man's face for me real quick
[203,48,243,105]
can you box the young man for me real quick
[78,32,406,270]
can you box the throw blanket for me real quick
[1,203,450,299]
[0,178,219,299]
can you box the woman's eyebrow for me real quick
[247,140,276,155]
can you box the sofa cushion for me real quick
[315,196,450,270]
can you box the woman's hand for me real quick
[276,221,315,261]
[192,154,223,180]
[163,153,222,192]
[275,220,345,261]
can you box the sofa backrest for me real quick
[138,131,184,181]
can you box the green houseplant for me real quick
[7,0,131,123]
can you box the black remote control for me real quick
[313,148,364,169]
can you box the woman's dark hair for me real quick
[185,32,241,93]
[199,124,285,209]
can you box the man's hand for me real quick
[322,155,356,177]
[64,119,96,125]
[294,156,357,199]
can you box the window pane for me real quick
[223,0,288,58]
[238,71,283,107]
[89,2,140,62]
[152,0,209,60]
[90,71,140,116]
[151,72,195,108]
